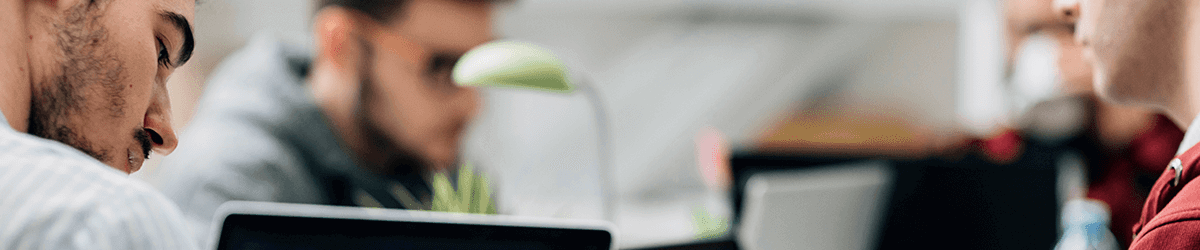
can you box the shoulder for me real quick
[152,116,324,243]
[0,132,196,249]
[154,113,324,204]
[1133,179,1200,248]
[201,34,310,107]
[169,34,315,175]
[1132,219,1200,249]
[163,117,305,171]
[155,120,316,201]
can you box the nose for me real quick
[143,84,178,155]
[1054,0,1081,23]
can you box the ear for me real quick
[314,7,363,71]
[309,6,369,113]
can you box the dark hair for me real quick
[316,0,408,23]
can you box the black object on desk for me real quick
[212,201,614,250]
[624,239,740,250]
[729,144,1061,250]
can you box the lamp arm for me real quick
[575,79,617,223]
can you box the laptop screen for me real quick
[214,204,613,250]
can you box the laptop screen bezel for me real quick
[210,201,616,250]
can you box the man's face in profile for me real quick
[1060,0,1185,106]
[355,0,490,172]
[25,0,194,173]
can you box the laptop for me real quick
[209,201,616,250]
[736,161,893,250]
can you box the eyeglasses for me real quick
[361,18,463,94]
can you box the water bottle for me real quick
[1054,199,1120,250]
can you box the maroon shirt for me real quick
[1131,134,1200,249]
[1088,115,1183,248]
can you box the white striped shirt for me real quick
[0,111,198,250]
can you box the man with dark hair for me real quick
[1056,0,1200,248]
[154,0,494,242]
[0,0,198,248]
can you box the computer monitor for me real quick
[737,161,892,250]
[731,150,1060,250]
[210,201,616,250]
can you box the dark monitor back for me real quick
[732,146,1061,250]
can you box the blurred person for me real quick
[1003,0,1183,247]
[0,0,198,249]
[1056,0,1200,248]
[153,0,493,241]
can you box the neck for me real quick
[0,1,31,131]
[1166,1,1200,130]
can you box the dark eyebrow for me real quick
[159,11,195,67]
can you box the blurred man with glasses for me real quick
[154,0,494,242]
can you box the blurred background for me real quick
[133,0,1151,249]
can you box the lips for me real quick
[125,129,154,173]
[127,148,144,173]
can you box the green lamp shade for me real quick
[452,41,574,93]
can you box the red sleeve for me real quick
[1132,220,1200,250]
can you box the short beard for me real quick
[27,0,127,163]
[354,39,428,177]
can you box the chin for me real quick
[427,147,458,171]
[97,158,132,174]
[1092,70,1131,106]
[1092,83,1122,105]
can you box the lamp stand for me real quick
[575,79,616,223]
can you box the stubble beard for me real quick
[353,40,429,176]
[27,1,130,164]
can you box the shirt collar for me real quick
[1176,115,1200,156]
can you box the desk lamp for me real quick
[453,41,616,222]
